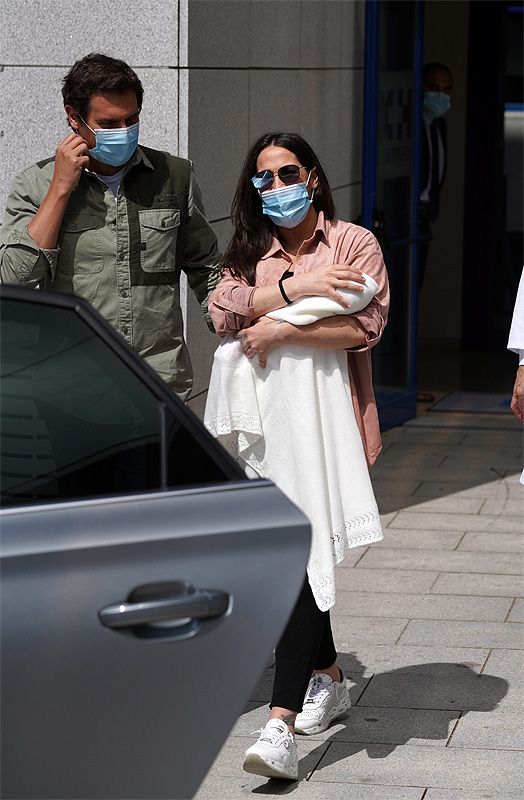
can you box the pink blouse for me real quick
[208,212,390,465]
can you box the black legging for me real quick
[270,577,337,712]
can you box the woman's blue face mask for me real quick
[81,118,140,167]
[260,172,314,229]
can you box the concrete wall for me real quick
[418,0,469,347]
[184,0,366,415]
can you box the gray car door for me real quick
[0,288,310,799]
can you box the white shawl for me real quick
[204,276,383,611]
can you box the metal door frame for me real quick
[362,0,425,429]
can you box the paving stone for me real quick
[378,496,484,514]
[406,414,520,430]
[372,479,422,496]
[398,619,524,650]
[483,648,524,680]
[457,532,524,553]
[370,466,508,483]
[414,480,510,499]
[481,496,524,515]
[332,548,368,569]
[336,567,439,594]
[337,646,488,677]
[331,616,409,647]
[389,511,523,533]
[424,790,522,800]
[448,709,524,750]
[309,742,522,791]
[357,547,524,575]
[460,430,523,447]
[332,592,512,622]
[382,428,467,445]
[441,454,523,472]
[196,775,425,800]
[357,663,510,711]
[507,598,524,622]
[430,572,524,597]
[378,529,465,550]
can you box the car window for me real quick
[1,297,240,507]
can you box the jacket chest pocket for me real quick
[139,209,180,273]
[57,213,103,274]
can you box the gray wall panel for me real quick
[188,1,250,67]
[0,0,179,66]
[188,69,249,222]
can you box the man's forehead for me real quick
[425,68,452,86]
[87,90,139,116]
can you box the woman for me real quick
[207,133,389,781]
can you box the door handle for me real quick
[99,588,229,630]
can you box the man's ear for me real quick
[64,104,80,131]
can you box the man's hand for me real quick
[510,365,524,421]
[236,317,290,368]
[51,133,90,196]
[287,263,366,307]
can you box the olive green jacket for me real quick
[0,145,220,399]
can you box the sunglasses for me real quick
[251,164,309,191]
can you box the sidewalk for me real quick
[196,409,523,800]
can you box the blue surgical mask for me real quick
[260,174,313,229]
[423,91,451,118]
[82,119,140,167]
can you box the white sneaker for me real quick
[243,718,298,780]
[294,670,350,735]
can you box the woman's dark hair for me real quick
[62,53,144,120]
[222,132,335,285]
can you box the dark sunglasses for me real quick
[251,164,309,191]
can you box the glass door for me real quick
[361,0,424,429]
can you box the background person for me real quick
[0,52,220,400]
[208,132,389,781]
[418,61,453,291]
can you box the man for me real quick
[0,53,220,400]
[418,61,453,290]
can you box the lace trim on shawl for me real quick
[308,504,383,612]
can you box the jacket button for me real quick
[122,326,129,335]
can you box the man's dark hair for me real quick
[423,62,453,83]
[62,53,143,119]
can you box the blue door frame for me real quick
[362,0,425,430]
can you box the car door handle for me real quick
[99,588,230,629]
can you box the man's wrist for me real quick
[48,178,75,202]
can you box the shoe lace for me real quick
[305,676,330,706]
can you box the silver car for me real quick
[0,285,310,799]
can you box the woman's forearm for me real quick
[280,315,367,350]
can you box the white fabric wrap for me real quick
[204,273,383,611]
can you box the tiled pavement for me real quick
[196,410,523,800]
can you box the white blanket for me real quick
[204,276,383,611]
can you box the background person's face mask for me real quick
[81,119,140,167]
[261,174,313,229]
[423,91,451,118]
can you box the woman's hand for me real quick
[510,365,524,421]
[286,263,366,308]
[236,317,290,368]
